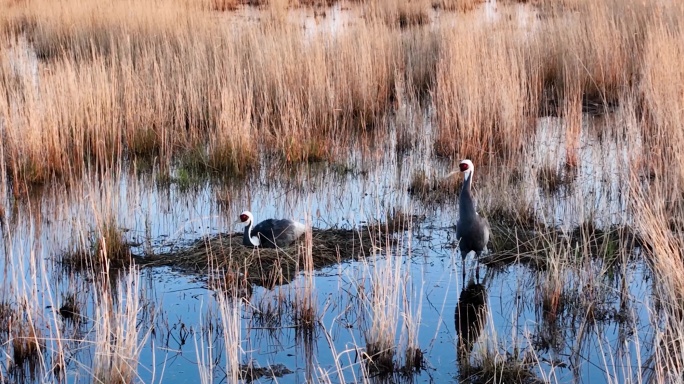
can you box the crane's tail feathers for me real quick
[292,221,307,238]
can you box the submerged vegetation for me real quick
[0,0,684,382]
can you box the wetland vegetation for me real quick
[1,0,683,382]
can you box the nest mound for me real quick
[134,227,386,287]
[482,223,644,270]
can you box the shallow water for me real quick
[0,4,656,382]
[0,109,656,383]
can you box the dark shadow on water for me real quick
[454,279,488,362]
[455,275,547,384]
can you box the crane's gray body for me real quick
[243,218,305,248]
[456,173,490,260]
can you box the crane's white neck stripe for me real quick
[464,169,473,182]
[246,219,260,246]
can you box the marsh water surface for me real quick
[0,109,654,384]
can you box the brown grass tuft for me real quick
[408,171,461,204]
[210,0,240,11]
[11,319,44,381]
[536,164,576,194]
[432,0,484,12]
[214,269,253,301]
[401,28,440,101]
[461,350,541,384]
[397,2,430,29]
[0,302,14,338]
[58,294,81,324]
[127,128,161,158]
[408,170,432,196]
[364,341,396,376]
[95,220,131,266]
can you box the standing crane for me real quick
[451,159,490,281]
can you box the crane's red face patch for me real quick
[239,213,249,222]
[459,162,470,172]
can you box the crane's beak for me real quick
[445,170,460,179]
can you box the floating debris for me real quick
[239,362,293,382]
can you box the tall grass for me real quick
[217,294,243,382]
[93,268,147,384]
[630,16,684,372]
[632,15,684,383]
[1,0,680,184]
[0,0,401,188]
[434,15,534,162]
[359,210,424,376]
[3,0,684,382]
[632,184,684,380]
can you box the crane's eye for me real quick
[239,214,248,222]
[459,163,469,172]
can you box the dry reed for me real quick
[434,15,534,162]
[0,0,680,187]
[93,267,147,384]
[2,0,684,382]
[0,0,400,188]
[10,318,44,382]
[629,14,684,382]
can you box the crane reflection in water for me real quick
[454,277,488,362]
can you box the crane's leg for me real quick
[461,256,466,284]
[475,253,481,282]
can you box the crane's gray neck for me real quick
[459,173,477,220]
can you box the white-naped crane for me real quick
[239,210,306,248]
[449,159,490,281]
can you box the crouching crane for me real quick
[239,210,306,248]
